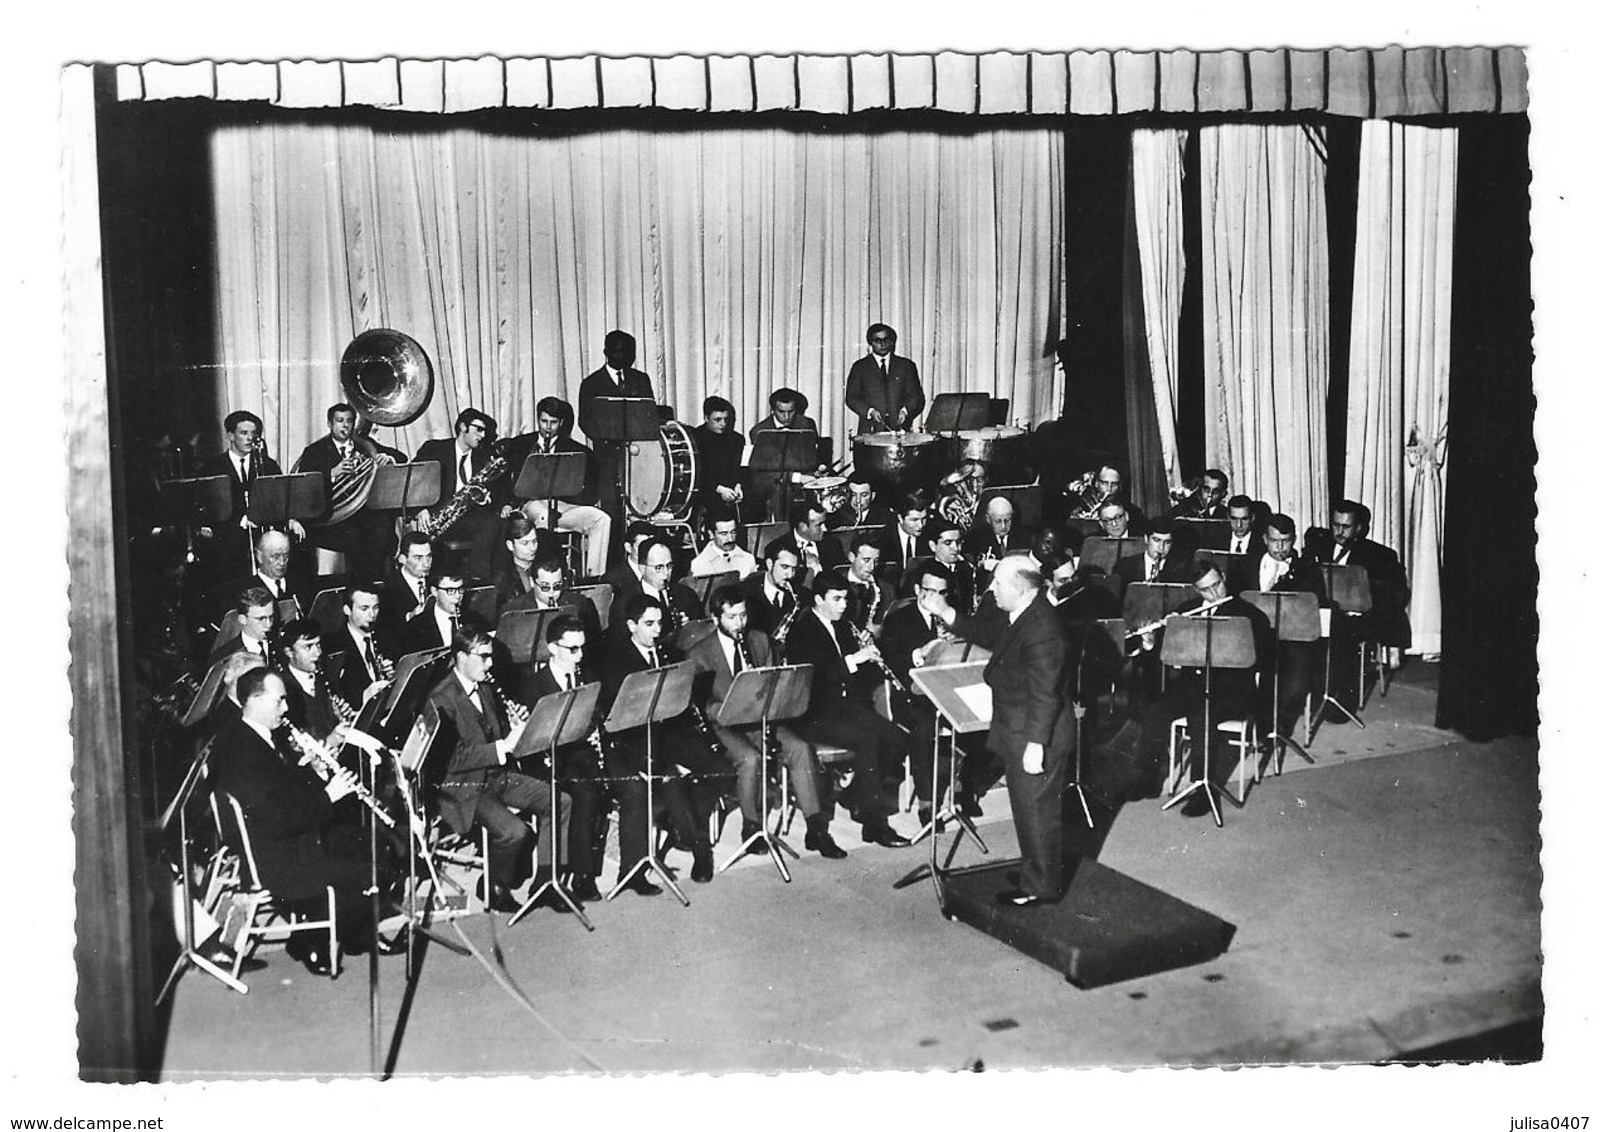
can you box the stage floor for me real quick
[157,663,1541,1075]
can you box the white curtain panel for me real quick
[1130,128,1188,496]
[1345,121,1457,656]
[210,121,1066,463]
[1197,123,1331,531]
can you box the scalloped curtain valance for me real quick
[114,46,1527,119]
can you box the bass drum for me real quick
[627,421,698,520]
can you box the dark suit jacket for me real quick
[739,575,807,640]
[878,526,931,577]
[1230,550,1328,604]
[324,625,388,707]
[1303,529,1411,647]
[878,600,941,695]
[963,524,1031,563]
[972,595,1074,762]
[500,587,604,649]
[782,610,866,711]
[427,671,514,833]
[692,424,746,505]
[597,634,686,771]
[281,668,344,742]
[601,560,644,604]
[685,628,776,721]
[377,570,430,651]
[767,530,845,586]
[502,432,600,506]
[845,354,925,432]
[578,366,656,454]
[1114,552,1190,589]
[398,604,454,657]
[210,718,340,901]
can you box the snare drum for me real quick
[627,421,698,519]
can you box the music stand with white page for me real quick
[1158,616,1257,828]
[509,681,602,928]
[713,664,814,881]
[895,660,992,901]
[602,662,697,905]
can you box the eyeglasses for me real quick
[436,584,465,594]
[469,650,494,661]
[869,336,893,344]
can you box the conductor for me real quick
[845,323,925,433]
[928,555,1073,907]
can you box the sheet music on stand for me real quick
[245,472,326,530]
[369,461,442,514]
[496,604,576,665]
[379,647,451,735]
[179,656,234,729]
[924,393,991,433]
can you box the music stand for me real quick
[246,473,327,565]
[588,397,659,520]
[509,682,603,928]
[159,474,233,582]
[750,430,819,521]
[465,584,498,623]
[1172,518,1231,552]
[496,605,574,666]
[307,587,346,637]
[513,451,587,533]
[685,571,739,606]
[1158,616,1257,828]
[1242,589,1320,774]
[1080,535,1143,577]
[977,485,1044,530]
[1311,563,1374,737]
[602,661,697,905]
[713,664,814,880]
[156,738,248,1002]
[1070,618,1127,825]
[179,655,233,729]
[378,648,451,740]
[895,661,991,899]
[924,393,991,433]
[369,461,442,529]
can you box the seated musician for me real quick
[397,562,469,658]
[1234,513,1326,736]
[686,585,847,859]
[768,500,844,589]
[935,459,987,532]
[741,541,806,642]
[412,408,504,583]
[378,532,433,650]
[1065,464,1146,530]
[275,618,346,742]
[625,535,706,643]
[841,532,891,639]
[208,585,277,667]
[967,493,1029,594]
[204,528,304,633]
[1168,468,1230,520]
[923,519,978,613]
[692,395,747,519]
[878,561,964,826]
[512,396,611,580]
[428,618,570,913]
[1224,495,1263,556]
[325,582,393,709]
[1113,517,1189,587]
[1305,498,1412,652]
[207,651,268,735]
[783,569,912,848]
[599,521,661,604]
[827,473,892,532]
[494,513,546,605]
[514,614,608,904]
[689,503,759,580]
[749,389,822,521]
[1094,500,1138,541]
[292,402,399,581]
[211,668,404,975]
[599,592,723,890]
[504,549,603,635]
[879,489,934,589]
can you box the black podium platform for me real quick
[940,857,1235,988]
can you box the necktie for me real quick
[879,356,888,375]
[731,639,744,675]
[649,649,660,669]
[565,671,575,693]
[363,637,378,679]
[458,452,470,485]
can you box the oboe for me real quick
[283,723,396,828]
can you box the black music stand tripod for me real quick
[715,664,813,882]
[246,471,326,570]
[1308,564,1373,741]
[369,461,443,534]
[603,662,696,905]
[750,430,819,524]
[1242,589,1320,775]
[589,397,659,520]
[895,660,992,899]
[1158,616,1257,828]
[510,682,602,929]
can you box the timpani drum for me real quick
[945,425,1030,484]
[627,421,698,519]
[851,431,945,492]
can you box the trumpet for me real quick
[1123,596,1234,640]
[283,723,396,828]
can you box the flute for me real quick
[1123,596,1234,640]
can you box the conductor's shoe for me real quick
[860,820,911,848]
[690,849,715,883]
[477,878,520,914]
[623,876,664,897]
[804,829,847,859]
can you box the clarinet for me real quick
[283,723,396,828]
[851,623,910,697]
[483,671,531,729]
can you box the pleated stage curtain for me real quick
[209,121,1066,462]
[1343,122,1458,656]
[1129,128,1189,499]
[1197,123,1330,530]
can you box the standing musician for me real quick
[926,556,1075,907]
[429,619,569,913]
[742,542,806,643]
[692,396,747,520]
[841,532,892,639]
[689,504,759,580]
[510,396,611,580]
[878,560,967,825]
[1169,469,1230,520]
[210,668,404,976]
[516,614,607,904]
[783,569,913,848]
[197,410,304,580]
[578,330,657,564]
[504,552,605,650]
[1224,495,1264,556]
[768,500,844,589]
[828,474,892,532]
[845,322,925,434]
[879,490,934,590]
[325,581,392,709]
[378,531,433,651]
[686,586,847,859]
[412,408,504,582]
[291,402,399,580]
[208,585,278,667]
[397,563,470,657]
[923,519,978,613]
[936,460,988,533]
[598,592,722,891]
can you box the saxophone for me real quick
[421,441,510,538]
[770,585,800,659]
[283,723,396,828]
